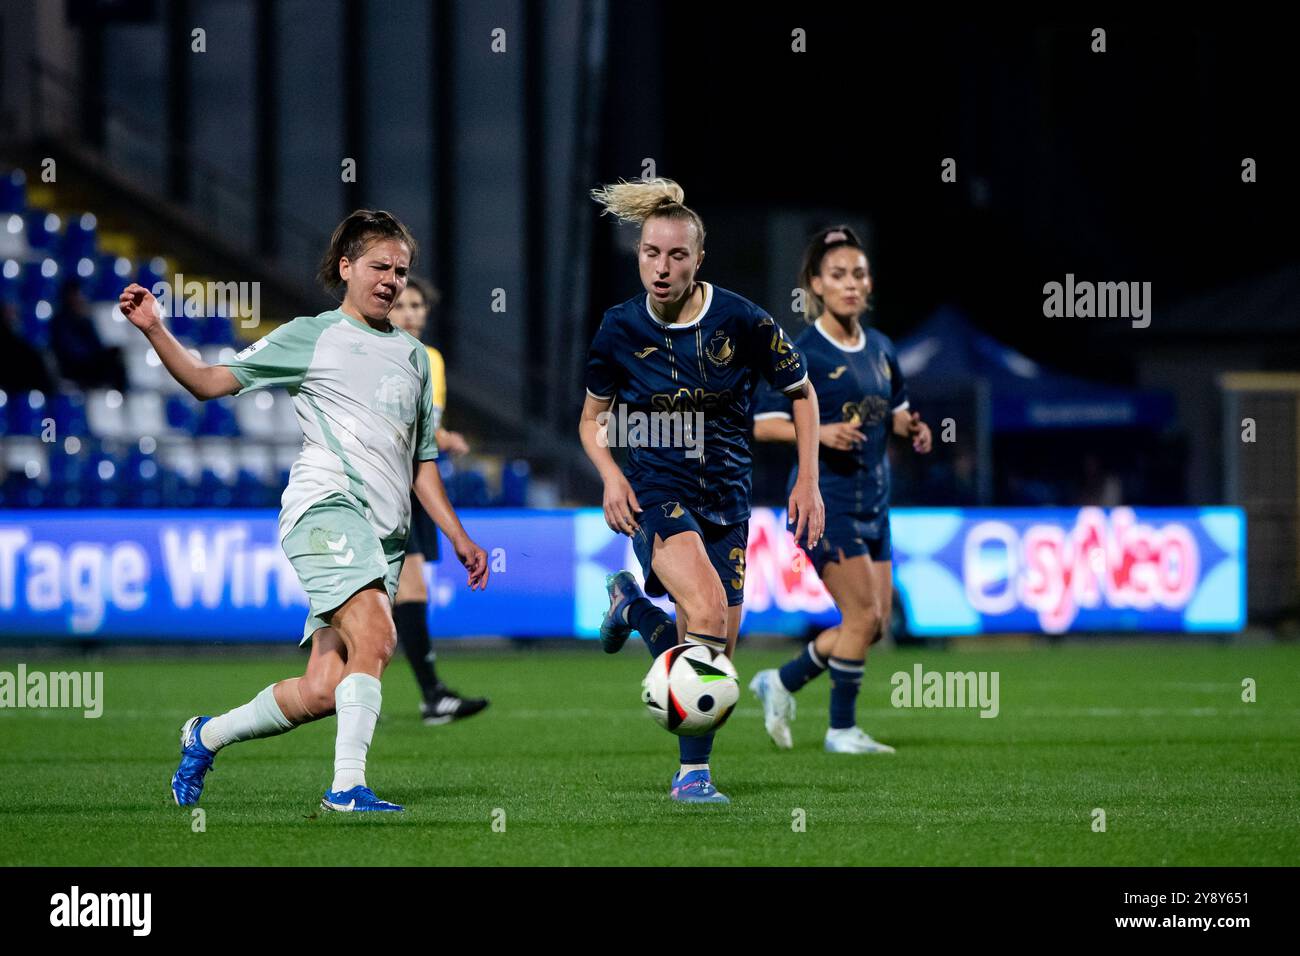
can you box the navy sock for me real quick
[683,631,727,652]
[679,731,714,766]
[827,656,865,730]
[626,597,676,657]
[678,633,726,769]
[394,601,440,701]
[778,641,828,692]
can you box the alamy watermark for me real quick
[1042,274,1150,329]
[597,403,704,460]
[0,664,103,718]
[891,664,999,718]
[50,886,150,936]
[151,273,261,328]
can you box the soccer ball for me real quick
[641,644,740,736]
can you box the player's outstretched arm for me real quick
[412,459,488,590]
[579,393,641,536]
[118,283,239,400]
[787,382,825,548]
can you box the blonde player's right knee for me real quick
[682,588,727,637]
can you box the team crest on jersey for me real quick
[373,371,415,420]
[705,330,735,367]
[842,395,889,427]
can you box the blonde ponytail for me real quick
[590,177,706,248]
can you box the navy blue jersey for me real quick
[585,283,809,524]
[754,319,908,520]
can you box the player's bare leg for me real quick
[272,626,348,724]
[652,532,727,651]
[651,532,730,802]
[171,627,347,806]
[871,561,895,648]
[677,604,740,655]
[319,584,404,811]
[821,555,892,754]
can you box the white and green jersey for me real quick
[223,308,439,542]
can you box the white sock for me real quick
[331,673,382,793]
[679,763,709,775]
[199,685,295,752]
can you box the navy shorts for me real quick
[632,501,748,607]
[406,492,441,562]
[796,509,891,577]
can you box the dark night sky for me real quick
[619,9,1300,377]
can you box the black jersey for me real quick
[754,318,908,520]
[585,283,809,525]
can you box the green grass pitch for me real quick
[2,641,1297,866]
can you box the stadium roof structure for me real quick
[896,307,1175,432]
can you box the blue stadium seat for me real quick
[86,451,125,508]
[23,211,61,256]
[165,395,201,432]
[123,452,165,508]
[20,300,54,350]
[1,258,20,304]
[136,258,167,295]
[0,170,25,214]
[196,468,234,507]
[48,442,89,508]
[12,390,51,436]
[62,213,98,264]
[233,469,270,507]
[498,458,531,507]
[197,399,240,437]
[50,391,88,437]
[168,304,199,342]
[200,313,235,345]
[21,258,59,305]
[94,255,133,301]
[440,461,490,507]
[160,466,197,509]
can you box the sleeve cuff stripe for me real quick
[780,374,810,394]
[586,389,613,401]
[753,412,793,421]
[892,400,910,412]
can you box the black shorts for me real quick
[796,508,891,576]
[631,500,748,607]
[406,492,440,562]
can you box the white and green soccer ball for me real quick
[641,644,740,736]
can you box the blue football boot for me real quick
[321,785,405,813]
[171,715,217,806]
[670,768,730,804]
[599,571,643,654]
